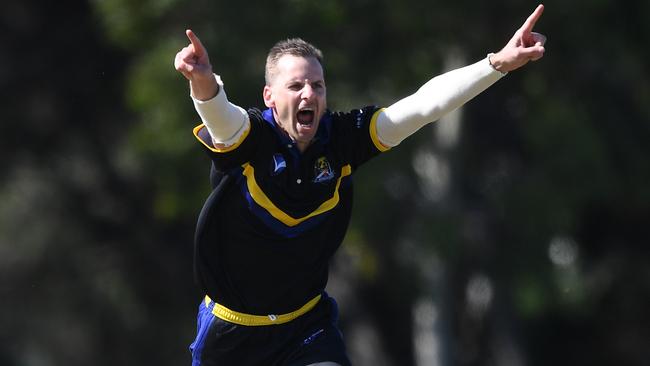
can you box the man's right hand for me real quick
[174,29,219,101]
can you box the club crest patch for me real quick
[313,157,335,183]
[271,153,286,175]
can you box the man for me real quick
[174,5,546,365]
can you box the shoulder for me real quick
[247,107,264,121]
[328,105,389,157]
[245,107,277,133]
[329,105,383,130]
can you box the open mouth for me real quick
[297,108,315,126]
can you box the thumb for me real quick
[531,32,547,46]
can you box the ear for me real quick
[263,85,274,108]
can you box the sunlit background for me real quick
[2,0,649,365]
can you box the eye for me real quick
[288,83,303,91]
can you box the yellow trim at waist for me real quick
[204,294,321,326]
[369,108,391,152]
[242,163,352,227]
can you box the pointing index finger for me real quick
[186,29,206,57]
[521,4,545,33]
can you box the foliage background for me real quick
[1,0,649,365]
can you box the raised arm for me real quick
[376,5,547,147]
[174,29,248,146]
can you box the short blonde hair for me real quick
[265,38,324,85]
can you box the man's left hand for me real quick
[489,4,547,73]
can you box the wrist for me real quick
[191,73,221,101]
[487,53,508,76]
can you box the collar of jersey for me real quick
[262,108,333,148]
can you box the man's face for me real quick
[263,55,326,152]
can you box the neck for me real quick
[271,109,311,153]
[296,141,309,153]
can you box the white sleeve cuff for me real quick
[191,74,250,146]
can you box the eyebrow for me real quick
[285,78,325,85]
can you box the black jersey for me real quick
[192,106,388,315]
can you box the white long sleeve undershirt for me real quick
[192,56,505,149]
[376,56,505,147]
[191,75,250,147]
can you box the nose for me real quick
[301,84,314,100]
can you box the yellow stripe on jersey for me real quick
[241,163,352,227]
[369,108,391,152]
[193,123,251,153]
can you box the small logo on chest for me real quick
[313,157,335,183]
[271,153,286,176]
